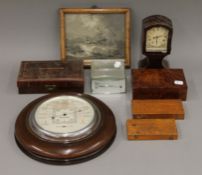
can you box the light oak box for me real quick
[132,100,184,119]
[127,119,178,140]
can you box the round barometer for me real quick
[15,93,116,164]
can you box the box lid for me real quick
[17,60,84,86]
[132,69,187,89]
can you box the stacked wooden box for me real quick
[127,69,188,140]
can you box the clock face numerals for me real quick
[34,96,95,134]
[146,27,169,52]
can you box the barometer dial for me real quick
[34,96,95,133]
[29,95,100,143]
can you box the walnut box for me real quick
[132,69,188,101]
[17,60,84,94]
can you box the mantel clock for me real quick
[142,15,173,68]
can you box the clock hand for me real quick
[155,37,158,45]
[152,36,159,45]
[54,109,87,118]
[53,111,75,118]
[153,35,164,45]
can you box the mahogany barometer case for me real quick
[15,93,116,164]
[17,60,84,94]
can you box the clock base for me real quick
[139,57,169,68]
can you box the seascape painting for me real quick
[65,14,125,60]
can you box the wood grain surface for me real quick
[132,69,188,101]
[127,119,178,140]
[132,99,184,119]
[17,60,84,94]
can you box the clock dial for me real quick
[146,27,169,52]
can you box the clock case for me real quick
[15,93,116,165]
[142,15,173,68]
[17,60,84,94]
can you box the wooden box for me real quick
[17,60,84,94]
[127,119,178,140]
[132,69,188,101]
[132,100,184,119]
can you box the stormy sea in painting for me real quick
[65,14,125,59]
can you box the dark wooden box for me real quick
[132,69,188,101]
[17,60,84,94]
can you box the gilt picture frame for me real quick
[60,8,131,68]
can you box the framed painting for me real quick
[60,8,131,67]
